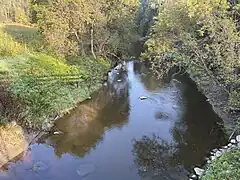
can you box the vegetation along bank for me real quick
[0,0,140,166]
[0,0,239,179]
[140,0,240,179]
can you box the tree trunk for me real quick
[91,23,97,59]
[74,31,85,55]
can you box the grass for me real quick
[0,26,25,57]
[0,23,109,129]
[201,148,240,180]
[3,24,43,52]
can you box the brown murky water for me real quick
[0,61,227,180]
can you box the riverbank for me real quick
[0,23,109,168]
[187,66,238,129]
[185,66,240,180]
[189,135,240,180]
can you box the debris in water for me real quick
[53,131,64,135]
[139,96,148,100]
[117,79,122,82]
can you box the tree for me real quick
[142,0,240,109]
[31,0,140,59]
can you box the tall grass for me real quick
[0,26,25,57]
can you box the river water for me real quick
[1,61,227,180]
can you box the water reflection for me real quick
[132,135,188,180]
[1,61,227,180]
[45,67,130,158]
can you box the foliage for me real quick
[201,148,240,180]
[0,26,25,57]
[11,53,82,76]
[8,53,106,129]
[0,0,30,23]
[142,0,240,109]
[15,8,30,24]
[31,0,140,58]
[0,0,140,130]
[3,24,43,51]
[229,90,240,108]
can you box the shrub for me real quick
[229,90,240,108]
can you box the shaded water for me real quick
[1,61,227,180]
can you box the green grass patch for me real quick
[201,148,240,180]
[2,24,43,52]
[6,53,107,129]
[0,23,109,129]
[0,26,25,57]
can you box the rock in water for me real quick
[33,161,48,172]
[194,167,204,176]
[211,156,216,161]
[76,164,95,177]
[139,96,148,100]
[215,151,222,157]
[230,139,236,144]
[236,135,240,142]
[53,131,64,135]
[191,174,197,179]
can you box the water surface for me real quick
[1,61,227,180]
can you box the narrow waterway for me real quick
[1,61,227,180]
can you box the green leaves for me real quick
[142,0,240,110]
[32,0,140,58]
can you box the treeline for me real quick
[1,0,141,60]
[142,0,240,115]
[0,0,29,24]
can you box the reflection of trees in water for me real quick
[169,75,227,169]
[133,61,164,92]
[132,135,188,180]
[132,76,227,179]
[45,69,130,158]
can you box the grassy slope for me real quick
[201,148,240,180]
[0,23,109,129]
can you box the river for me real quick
[0,61,227,180]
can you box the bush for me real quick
[15,8,30,25]
[201,149,240,180]
[3,24,43,52]
[229,90,240,109]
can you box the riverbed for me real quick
[0,61,227,180]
